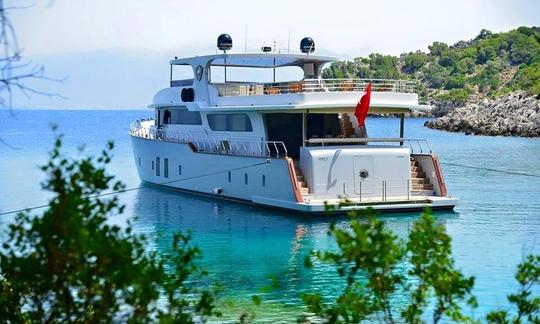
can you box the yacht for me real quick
[129,35,457,213]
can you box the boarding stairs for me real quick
[411,158,433,196]
[293,162,311,196]
[339,113,355,137]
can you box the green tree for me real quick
[404,211,476,323]
[509,34,540,64]
[422,64,450,88]
[486,255,540,323]
[0,132,221,323]
[428,42,449,57]
[513,61,540,96]
[368,54,402,79]
[403,52,428,74]
[301,206,476,323]
[476,45,497,64]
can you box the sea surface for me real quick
[1,109,539,322]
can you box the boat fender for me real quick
[181,88,195,102]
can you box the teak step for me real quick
[411,178,430,184]
[413,183,433,190]
[300,187,310,195]
[411,171,426,178]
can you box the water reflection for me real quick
[132,185,457,305]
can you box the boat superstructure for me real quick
[129,36,457,213]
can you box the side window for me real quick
[207,114,253,132]
[170,109,202,125]
[164,158,169,178]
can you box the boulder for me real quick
[424,91,540,137]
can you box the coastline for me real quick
[425,91,540,137]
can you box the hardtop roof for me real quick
[170,53,338,68]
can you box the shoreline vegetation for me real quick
[324,26,540,137]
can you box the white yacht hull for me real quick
[131,136,457,214]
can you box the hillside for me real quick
[322,26,540,103]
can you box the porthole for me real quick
[196,65,203,81]
[359,169,369,180]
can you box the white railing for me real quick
[129,120,288,158]
[305,137,432,154]
[214,78,416,97]
[311,179,414,202]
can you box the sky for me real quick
[8,0,540,108]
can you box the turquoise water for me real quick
[1,109,539,322]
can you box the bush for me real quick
[509,34,540,64]
[0,132,221,323]
[434,88,471,104]
[428,42,449,57]
[513,61,540,96]
[403,52,427,74]
[301,208,476,323]
[421,64,450,88]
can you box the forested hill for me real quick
[322,26,540,103]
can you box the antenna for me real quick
[287,28,291,54]
[244,24,248,52]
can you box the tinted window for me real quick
[169,109,202,125]
[207,114,253,132]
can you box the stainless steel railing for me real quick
[214,78,416,97]
[305,137,432,154]
[129,121,288,158]
[310,178,417,202]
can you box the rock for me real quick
[424,91,540,137]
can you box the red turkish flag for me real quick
[354,83,372,126]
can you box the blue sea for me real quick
[1,109,539,322]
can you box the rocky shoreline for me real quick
[425,92,540,137]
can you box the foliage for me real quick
[404,210,476,323]
[428,42,449,57]
[322,26,540,98]
[434,88,471,104]
[302,209,405,323]
[509,33,540,65]
[403,52,428,74]
[513,61,540,96]
[0,131,220,323]
[486,255,540,323]
[301,206,476,323]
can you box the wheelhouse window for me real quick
[162,109,202,125]
[207,114,253,132]
[170,64,194,87]
[209,65,303,84]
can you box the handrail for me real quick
[215,78,416,97]
[306,137,404,144]
[304,137,432,154]
[312,178,415,202]
[129,121,288,159]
